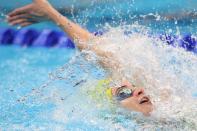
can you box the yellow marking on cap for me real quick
[106,88,112,100]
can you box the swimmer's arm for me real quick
[31,0,97,52]
[36,0,119,68]
[8,0,118,68]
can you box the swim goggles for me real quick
[106,85,136,101]
[115,85,135,101]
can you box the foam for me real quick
[83,24,197,129]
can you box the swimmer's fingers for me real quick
[7,14,31,23]
[9,18,35,26]
[8,4,33,17]
[20,22,34,27]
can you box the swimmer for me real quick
[7,0,153,116]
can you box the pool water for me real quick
[0,47,73,129]
[0,46,107,130]
[0,0,197,130]
[1,28,197,130]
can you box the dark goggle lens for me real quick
[116,88,133,101]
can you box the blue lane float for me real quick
[0,28,16,44]
[0,28,196,53]
[0,28,75,48]
[159,33,197,53]
[14,29,40,46]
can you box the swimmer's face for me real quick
[111,81,153,116]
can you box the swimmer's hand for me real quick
[7,0,51,27]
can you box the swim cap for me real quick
[106,88,113,100]
[86,78,118,115]
[87,78,113,106]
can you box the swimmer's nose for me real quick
[133,88,144,97]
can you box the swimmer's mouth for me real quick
[139,96,151,104]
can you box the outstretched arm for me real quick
[7,0,118,69]
[7,0,98,51]
[36,0,94,50]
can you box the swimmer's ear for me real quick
[111,87,116,96]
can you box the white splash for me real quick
[84,24,197,129]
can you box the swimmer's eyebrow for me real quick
[115,85,127,95]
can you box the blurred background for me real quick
[0,0,197,34]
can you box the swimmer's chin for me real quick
[142,106,154,116]
[126,105,154,117]
[143,111,152,116]
[141,103,153,117]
